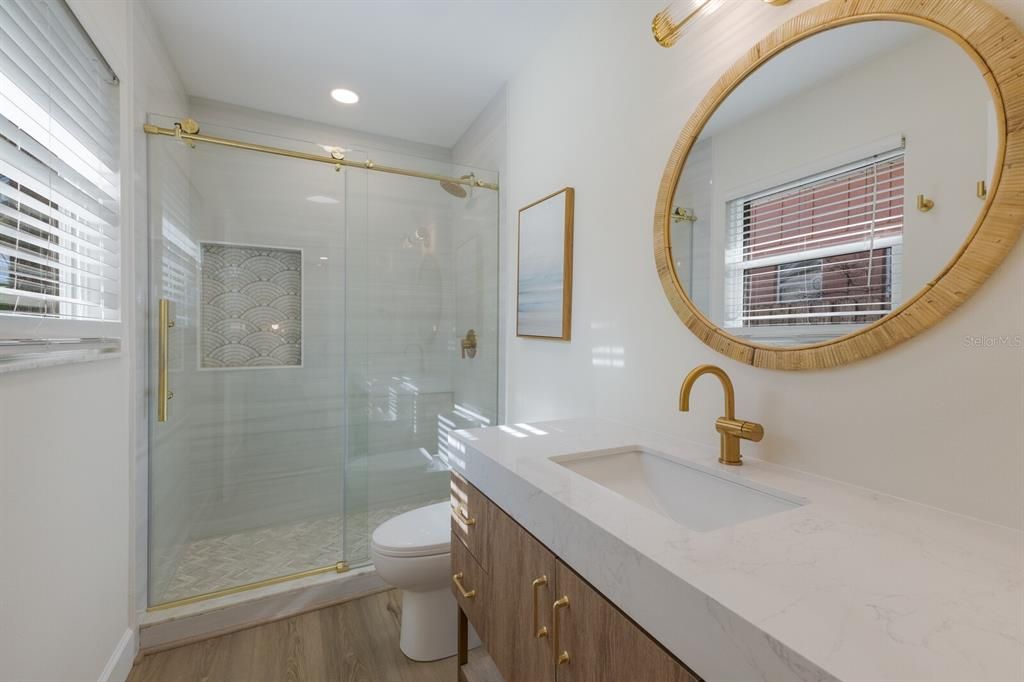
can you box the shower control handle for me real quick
[460,329,478,359]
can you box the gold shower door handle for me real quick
[157,298,175,422]
[552,595,570,665]
[532,575,549,638]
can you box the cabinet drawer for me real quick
[450,473,491,572]
[451,528,488,642]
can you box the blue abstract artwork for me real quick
[517,189,573,339]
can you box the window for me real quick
[725,150,903,338]
[0,0,119,322]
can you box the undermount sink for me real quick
[551,447,803,532]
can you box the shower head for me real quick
[440,174,475,199]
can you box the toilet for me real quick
[370,501,480,661]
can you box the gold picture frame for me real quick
[653,0,1024,371]
[517,187,575,340]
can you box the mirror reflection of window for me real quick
[670,20,994,347]
[725,151,903,340]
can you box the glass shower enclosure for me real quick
[146,116,498,608]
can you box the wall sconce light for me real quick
[671,207,698,224]
[652,0,790,48]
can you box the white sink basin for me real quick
[551,447,803,532]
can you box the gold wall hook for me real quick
[977,180,987,199]
[671,206,697,224]
[916,194,935,212]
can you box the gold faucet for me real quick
[679,365,764,466]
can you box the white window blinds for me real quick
[0,0,120,321]
[724,149,904,331]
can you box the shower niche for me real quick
[199,242,303,369]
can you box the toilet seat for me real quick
[371,501,451,558]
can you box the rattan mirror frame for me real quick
[654,0,1023,370]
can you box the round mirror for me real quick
[655,3,1024,370]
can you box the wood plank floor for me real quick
[128,590,465,682]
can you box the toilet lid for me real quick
[371,501,451,558]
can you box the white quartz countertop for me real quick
[451,418,1023,682]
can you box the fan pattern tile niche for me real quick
[200,243,302,368]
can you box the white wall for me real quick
[0,1,187,680]
[503,0,1024,529]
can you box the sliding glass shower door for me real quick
[147,118,356,606]
[342,160,500,568]
[146,115,499,607]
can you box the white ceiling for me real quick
[146,0,579,148]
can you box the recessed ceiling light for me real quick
[306,195,340,204]
[330,88,359,104]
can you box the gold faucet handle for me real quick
[715,417,764,442]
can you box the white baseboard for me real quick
[98,628,137,682]
[139,565,387,654]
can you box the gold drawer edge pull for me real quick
[532,575,549,638]
[452,572,476,599]
[552,595,570,665]
[458,505,477,526]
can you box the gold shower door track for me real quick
[147,561,351,612]
[142,120,499,191]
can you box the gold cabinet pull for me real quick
[452,572,476,599]
[532,575,549,638]
[552,595,570,665]
[458,505,476,526]
[157,298,174,422]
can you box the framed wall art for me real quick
[516,187,574,340]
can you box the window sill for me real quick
[0,344,121,375]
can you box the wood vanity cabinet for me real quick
[451,474,700,682]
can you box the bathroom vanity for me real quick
[451,469,698,682]
[449,418,1023,682]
